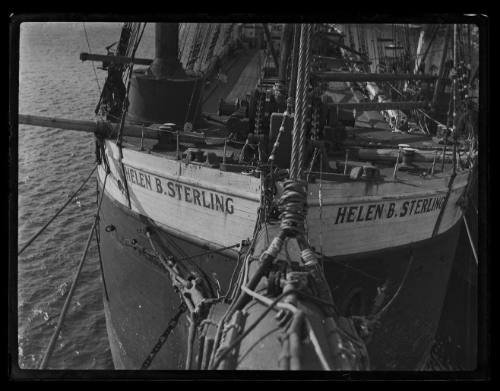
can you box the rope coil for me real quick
[278,180,307,237]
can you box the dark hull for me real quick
[425,211,478,370]
[427,170,478,370]
[97,189,236,369]
[98,187,462,370]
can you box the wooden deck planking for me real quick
[202,49,262,113]
[225,50,263,103]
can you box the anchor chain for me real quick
[306,97,322,175]
[310,99,320,141]
[253,90,264,136]
[268,98,293,166]
[140,301,188,369]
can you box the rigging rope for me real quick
[462,214,478,265]
[206,24,221,64]
[298,24,312,178]
[82,23,102,96]
[385,80,446,130]
[318,149,323,254]
[370,251,415,320]
[179,23,191,63]
[186,24,203,71]
[115,22,147,208]
[94,215,109,302]
[18,165,97,256]
[288,24,300,105]
[196,24,214,73]
[290,24,306,180]
[144,241,243,265]
[39,169,109,369]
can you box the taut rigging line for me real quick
[18,165,97,256]
[39,168,110,369]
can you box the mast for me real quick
[150,23,185,78]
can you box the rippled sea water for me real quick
[18,22,155,370]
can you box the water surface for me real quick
[18,22,155,369]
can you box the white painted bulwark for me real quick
[100,141,261,249]
[305,174,467,256]
[99,141,468,259]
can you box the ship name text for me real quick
[124,166,234,214]
[334,195,447,224]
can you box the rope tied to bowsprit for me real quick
[38,168,110,369]
[278,180,307,237]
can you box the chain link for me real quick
[141,301,188,369]
[254,91,264,135]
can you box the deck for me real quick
[120,47,462,185]
[202,49,263,114]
